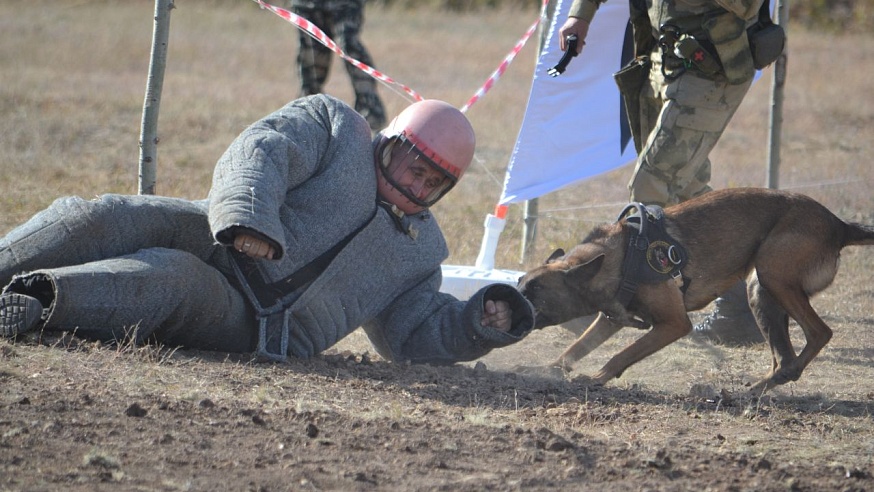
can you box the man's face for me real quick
[387,142,451,203]
[378,136,455,209]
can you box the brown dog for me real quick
[517,187,874,392]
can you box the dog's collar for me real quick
[615,203,689,307]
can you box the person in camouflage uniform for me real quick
[290,0,387,132]
[557,0,770,345]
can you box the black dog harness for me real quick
[616,203,689,307]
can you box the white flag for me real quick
[500,0,635,205]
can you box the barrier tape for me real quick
[253,0,550,113]
[459,12,543,113]
[254,0,424,102]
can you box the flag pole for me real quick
[766,0,788,189]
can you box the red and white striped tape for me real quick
[253,0,550,113]
[460,12,543,113]
[254,0,424,102]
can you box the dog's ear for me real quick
[546,249,565,264]
[567,253,605,282]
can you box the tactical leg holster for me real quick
[613,56,651,154]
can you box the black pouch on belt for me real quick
[746,1,785,69]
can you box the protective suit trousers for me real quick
[0,194,257,352]
[628,50,753,207]
[291,0,387,131]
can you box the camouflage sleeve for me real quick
[568,0,604,23]
[713,0,765,20]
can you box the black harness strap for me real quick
[615,203,689,307]
[616,204,649,307]
[237,208,377,308]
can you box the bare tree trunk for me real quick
[138,0,174,195]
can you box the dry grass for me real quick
[0,0,537,232]
[4,1,873,268]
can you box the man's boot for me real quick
[0,293,46,338]
[692,280,765,346]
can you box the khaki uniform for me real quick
[290,0,387,132]
[570,0,763,206]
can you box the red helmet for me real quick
[374,99,476,214]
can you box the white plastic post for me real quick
[440,205,522,300]
[474,205,508,270]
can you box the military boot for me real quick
[692,280,765,346]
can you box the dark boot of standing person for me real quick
[692,280,765,346]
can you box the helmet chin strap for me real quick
[377,199,420,240]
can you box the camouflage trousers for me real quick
[291,0,387,132]
[628,48,753,207]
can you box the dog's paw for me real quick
[512,364,567,380]
[567,374,602,387]
[748,378,776,395]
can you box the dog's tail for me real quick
[843,222,874,247]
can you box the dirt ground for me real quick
[3,257,874,492]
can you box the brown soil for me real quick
[4,276,874,492]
